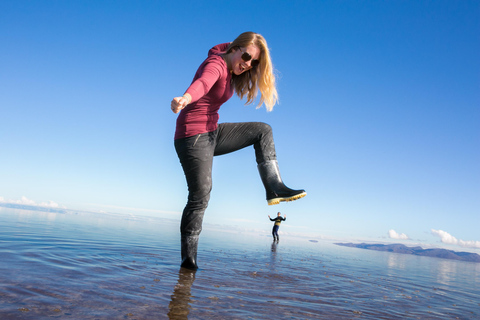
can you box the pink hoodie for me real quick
[174,43,234,140]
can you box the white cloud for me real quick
[39,200,60,208]
[0,196,63,208]
[431,229,480,249]
[388,229,409,240]
[18,196,36,206]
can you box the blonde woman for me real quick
[171,32,306,269]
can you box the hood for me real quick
[208,42,230,56]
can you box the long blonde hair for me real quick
[226,32,278,111]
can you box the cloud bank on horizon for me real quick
[0,196,181,216]
[0,196,63,209]
[431,229,480,249]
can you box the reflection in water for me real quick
[271,241,278,253]
[436,259,456,286]
[15,208,58,222]
[270,241,278,266]
[387,253,407,270]
[168,268,197,320]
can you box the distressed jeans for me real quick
[174,122,276,236]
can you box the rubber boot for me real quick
[181,235,199,270]
[258,160,306,205]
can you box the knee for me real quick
[258,123,274,145]
[257,122,272,136]
[187,175,212,202]
[187,191,211,210]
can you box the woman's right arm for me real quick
[171,93,191,114]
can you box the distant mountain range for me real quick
[335,243,480,263]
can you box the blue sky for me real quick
[1,1,479,250]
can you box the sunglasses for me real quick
[238,47,260,68]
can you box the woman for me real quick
[171,32,306,269]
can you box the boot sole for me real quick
[268,191,307,205]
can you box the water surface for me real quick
[0,207,478,319]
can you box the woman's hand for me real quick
[171,94,191,114]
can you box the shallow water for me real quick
[0,207,478,319]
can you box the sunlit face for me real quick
[230,44,260,75]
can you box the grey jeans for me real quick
[174,122,277,236]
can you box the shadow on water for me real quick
[168,267,197,320]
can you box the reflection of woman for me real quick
[167,268,196,319]
[172,32,306,270]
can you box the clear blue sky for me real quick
[1,1,479,250]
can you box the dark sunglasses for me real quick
[238,47,260,68]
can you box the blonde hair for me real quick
[226,32,278,111]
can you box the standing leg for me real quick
[175,132,216,269]
[273,225,280,242]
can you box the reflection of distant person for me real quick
[269,212,286,242]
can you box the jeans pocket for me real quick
[192,134,202,147]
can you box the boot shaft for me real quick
[257,160,306,205]
[181,235,199,270]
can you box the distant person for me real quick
[269,212,286,242]
[171,32,306,270]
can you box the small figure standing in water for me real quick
[269,212,286,242]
